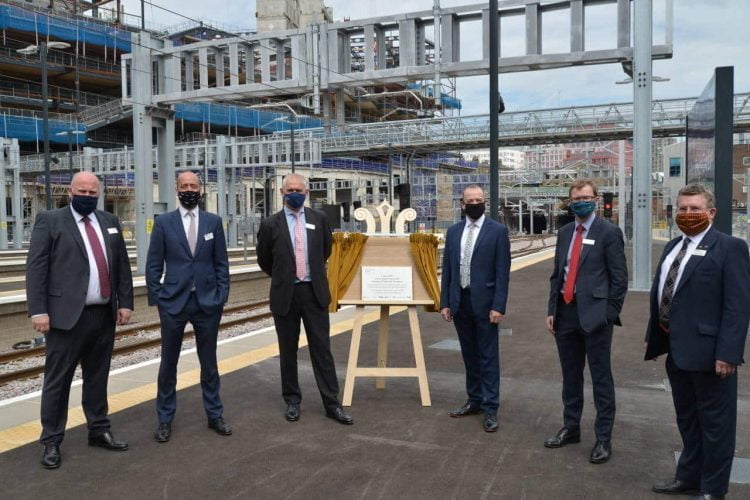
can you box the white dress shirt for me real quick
[658,225,711,302]
[563,212,596,285]
[460,213,485,269]
[179,204,200,240]
[70,205,109,305]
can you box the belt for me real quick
[84,303,110,309]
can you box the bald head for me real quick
[69,171,100,197]
[177,171,202,192]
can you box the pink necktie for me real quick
[294,213,306,281]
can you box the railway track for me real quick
[0,237,555,387]
[0,299,272,386]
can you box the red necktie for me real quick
[563,224,585,304]
[83,216,111,299]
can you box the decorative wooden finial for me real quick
[353,200,416,234]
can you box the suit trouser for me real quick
[554,299,615,441]
[452,288,500,414]
[40,304,114,445]
[666,355,737,496]
[272,282,340,412]
[156,293,224,423]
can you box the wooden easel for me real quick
[339,236,434,406]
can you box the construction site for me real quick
[0,0,748,265]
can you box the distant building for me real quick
[465,148,525,170]
[256,0,333,32]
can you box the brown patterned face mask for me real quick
[675,212,710,236]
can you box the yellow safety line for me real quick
[0,251,553,453]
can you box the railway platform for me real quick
[0,251,748,498]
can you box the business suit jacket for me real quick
[146,209,230,315]
[645,227,750,371]
[256,207,332,316]
[440,217,511,316]
[547,217,628,334]
[26,206,134,330]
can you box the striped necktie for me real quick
[659,238,691,327]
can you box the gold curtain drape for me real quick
[409,233,441,312]
[327,232,369,312]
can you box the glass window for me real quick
[669,157,681,177]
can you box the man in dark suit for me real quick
[545,179,627,464]
[256,173,352,425]
[146,171,231,443]
[440,184,511,433]
[26,172,134,469]
[646,184,750,500]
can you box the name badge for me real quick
[583,239,595,245]
[305,223,315,230]
[107,227,119,235]
[204,232,214,241]
[693,249,707,257]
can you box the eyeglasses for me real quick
[569,196,596,202]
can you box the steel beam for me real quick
[632,0,653,290]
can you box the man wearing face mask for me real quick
[545,179,627,464]
[146,171,231,443]
[440,184,511,433]
[646,184,750,500]
[26,172,134,469]
[256,173,353,425]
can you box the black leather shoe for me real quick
[544,427,581,448]
[483,414,498,433]
[154,422,171,443]
[326,406,354,425]
[589,440,611,464]
[41,444,61,469]
[652,478,700,495]
[88,431,129,451]
[689,495,725,500]
[208,417,232,436]
[285,404,300,422]
[449,401,482,418]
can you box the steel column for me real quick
[632,0,653,290]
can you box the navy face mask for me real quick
[284,192,306,210]
[71,195,98,216]
[570,200,596,218]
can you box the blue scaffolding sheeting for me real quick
[0,4,131,51]
[0,113,86,144]
[405,83,462,110]
[174,103,322,133]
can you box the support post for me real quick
[489,0,499,220]
[632,0,653,290]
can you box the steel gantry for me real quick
[116,0,676,275]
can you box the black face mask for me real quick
[464,202,486,220]
[178,190,201,210]
[71,195,98,216]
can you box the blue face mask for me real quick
[284,192,306,210]
[71,195,98,216]
[570,200,596,218]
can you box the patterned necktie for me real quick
[187,211,197,256]
[82,216,111,299]
[659,238,691,326]
[294,212,307,281]
[460,223,476,288]
[563,224,585,304]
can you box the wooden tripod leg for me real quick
[407,306,431,406]
[376,305,390,389]
[342,305,365,406]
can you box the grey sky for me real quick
[124,0,748,115]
